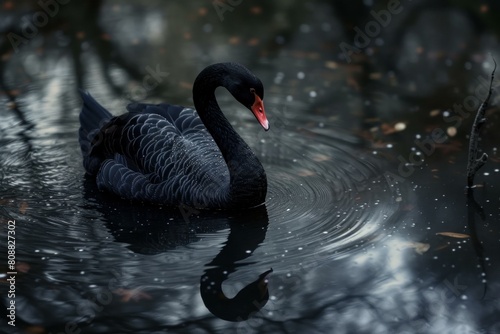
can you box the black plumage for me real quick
[79,63,269,209]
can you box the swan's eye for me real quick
[250,88,256,94]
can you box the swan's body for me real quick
[79,63,269,209]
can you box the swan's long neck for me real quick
[192,66,266,208]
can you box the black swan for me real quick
[79,62,269,209]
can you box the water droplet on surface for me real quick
[299,24,311,33]
[394,122,406,131]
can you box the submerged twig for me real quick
[466,58,497,190]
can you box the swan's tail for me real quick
[78,90,113,168]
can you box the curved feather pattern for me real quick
[80,93,229,208]
[79,63,268,209]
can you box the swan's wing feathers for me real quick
[91,103,229,206]
[126,102,203,135]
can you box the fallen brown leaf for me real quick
[16,262,30,273]
[400,241,430,255]
[19,201,28,214]
[114,288,152,302]
[436,232,470,239]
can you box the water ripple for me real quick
[251,123,405,270]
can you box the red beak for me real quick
[251,93,269,131]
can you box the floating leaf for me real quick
[19,201,28,214]
[114,288,152,302]
[16,262,30,273]
[312,153,330,162]
[401,241,430,255]
[25,326,45,334]
[324,61,338,70]
[436,232,470,239]
[297,169,315,177]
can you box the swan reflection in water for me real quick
[85,179,272,322]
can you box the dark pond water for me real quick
[1,1,500,333]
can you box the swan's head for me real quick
[225,64,269,131]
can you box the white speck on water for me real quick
[286,95,293,102]
[202,24,212,33]
[386,143,393,148]
[483,172,490,176]
[394,122,406,131]
[297,72,305,79]
[300,24,311,33]
[245,250,252,254]
[274,72,285,84]
[460,295,468,300]
[309,91,317,98]
[482,61,492,70]
[80,271,85,275]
